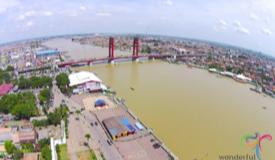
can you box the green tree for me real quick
[18,76,52,89]
[0,92,38,119]
[47,105,68,126]
[0,69,12,84]
[39,88,51,105]
[18,76,31,89]
[6,65,14,72]
[85,133,91,142]
[13,149,23,160]
[2,72,11,83]
[56,73,70,94]
[47,112,61,126]
[21,143,34,153]
[0,94,19,113]
[11,103,37,119]
[225,66,233,72]
[4,140,16,154]
[32,119,49,127]
[41,146,51,160]
[38,138,50,149]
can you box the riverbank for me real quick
[69,93,178,160]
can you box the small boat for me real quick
[130,87,135,91]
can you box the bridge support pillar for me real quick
[109,37,115,63]
[132,37,139,61]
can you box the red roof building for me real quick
[0,83,13,96]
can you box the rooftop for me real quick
[69,71,102,87]
[102,116,135,139]
[36,49,59,56]
[0,84,13,96]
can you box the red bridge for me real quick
[57,37,206,68]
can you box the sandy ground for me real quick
[82,95,116,112]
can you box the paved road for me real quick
[51,84,64,112]
[82,111,123,160]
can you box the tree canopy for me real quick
[18,76,52,89]
[41,145,51,160]
[55,73,70,94]
[4,140,16,154]
[0,92,38,119]
[6,66,14,72]
[0,70,11,84]
[39,88,51,105]
[47,105,68,126]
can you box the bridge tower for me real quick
[109,37,115,60]
[133,37,139,57]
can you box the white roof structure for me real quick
[69,71,102,87]
[236,74,252,82]
[209,68,218,73]
[220,71,235,77]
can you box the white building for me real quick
[220,71,235,77]
[235,74,252,83]
[69,71,106,94]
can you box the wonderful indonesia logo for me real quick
[241,133,272,160]
[219,133,272,160]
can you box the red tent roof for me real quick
[0,83,13,96]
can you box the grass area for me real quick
[5,120,23,127]
[77,150,97,160]
[56,144,70,160]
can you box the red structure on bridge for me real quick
[133,37,139,57]
[109,37,115,60]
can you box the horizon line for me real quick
[0,32,274,59]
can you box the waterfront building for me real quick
[102,116,136,140]
[208,68,219,73]
[234,74,252,83]
[35,49,60,57]
[220,71,235,77]
[69,71,107,94]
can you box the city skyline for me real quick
[0,0,275,56]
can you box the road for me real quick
[82,111,123,160]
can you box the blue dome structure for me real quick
[94,99,106,107]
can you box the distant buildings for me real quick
[35,49,60,57]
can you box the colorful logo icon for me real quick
[241,133,272,160]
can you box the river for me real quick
[43,38,131,60]
[46,39,275,160]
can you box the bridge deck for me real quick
[57,54,206,67]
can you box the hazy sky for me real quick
[0,0,275,56]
